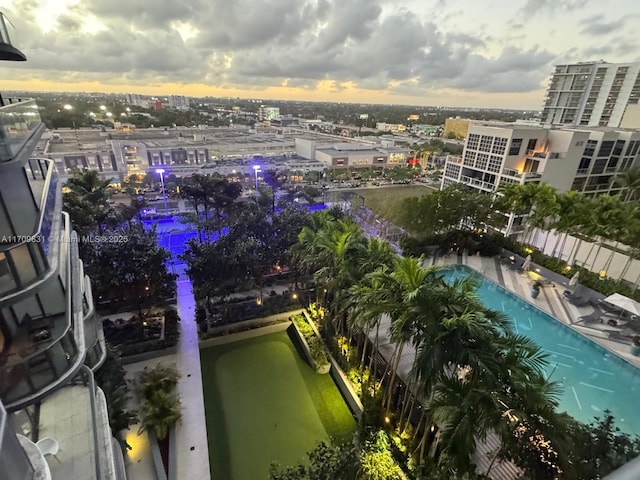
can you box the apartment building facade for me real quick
[541,61,640,127]
[0,96,124,479]
[441,123,640,233]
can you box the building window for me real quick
[526,138,537,151]
[487,157,502,173]
[613,140,625,156]
[463,151,476,166]
[492,137,508,155]
[467,134,480,150]
[592,158,607,174]
[578,157,591,171]
[583,139,598,157]
[479,136,493,153]
[476,153,489,170]
[597,141,614,157]
[508,139,522,156]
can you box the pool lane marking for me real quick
[579,382,614,393]
[501,301,506,311]
[588,367,614,376]
[546,350,576,359]
[571,386,583,410]
[527,317,532,329]
[557,343,580,351]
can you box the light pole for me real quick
[156,168,169,216]
[253,165,260,199]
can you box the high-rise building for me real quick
[258,105,280,122]
[0,100,123,478]
[168,95,189,110]
[540,61,640,127]
[440,123,640,234]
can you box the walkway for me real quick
[174,278,211,480]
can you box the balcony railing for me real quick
[1,215,88,412]
[0,99,42,163]
[0,160,59,296]
[460,175,495,191]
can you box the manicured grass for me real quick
[332,185,436,228]
[201,330,355,480]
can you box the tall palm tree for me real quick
[63,168,114,235]
[611,166,640,202]
[527,183,559,249]
[550,190,585,259]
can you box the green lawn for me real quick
[330,185,436,228]
[201,330,355,480]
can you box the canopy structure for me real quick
[603,293,640,316]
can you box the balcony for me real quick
[37,367,119,480]
[0,216,88,412]
[0,159,60,296]
[460,175,495,192]
[0,99,43,163]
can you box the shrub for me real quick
[293,314,330,370]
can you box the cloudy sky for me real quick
[1,0,639,108]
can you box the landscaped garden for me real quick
[200,331,355,480]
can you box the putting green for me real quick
[201,330,355,480]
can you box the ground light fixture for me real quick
[156,168,169,215]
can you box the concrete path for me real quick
[174,278,211,480]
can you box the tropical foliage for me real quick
[286,209,640,479]
[94,345,138,451]
[137,364,182,440]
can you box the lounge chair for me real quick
[568,296,592,307]
[577,307,604,324]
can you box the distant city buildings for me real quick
[258,105,280,121]
[168,95,190,111]
[376,122,406,133]
[295,138,410,168]
[125,93,149,108]
[541,61,640,128]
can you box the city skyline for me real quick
[1,0,640,109]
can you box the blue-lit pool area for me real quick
[442,265,640,436]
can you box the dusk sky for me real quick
[1,0,640,108]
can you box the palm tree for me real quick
[63,168,114,235]
[550,190,585,259]
[496,183,539,239]
[138,390,182,440]
[611,167,640,202]
[527,183,558,249]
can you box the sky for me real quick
[1,0,640,108]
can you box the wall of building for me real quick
[621,104,640,128]
[443,118,472,139]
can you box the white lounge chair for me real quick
[36,436,61,463]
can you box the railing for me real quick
[576,168,589,175]
[1,215,85,412]
[460,175,495,191]
[0,99,42,163]
[584,183,611,192]
[0,160,59,296]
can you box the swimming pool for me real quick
[442,265,640,436]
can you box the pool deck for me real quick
[370,253,640,480]
[444,254,640,369]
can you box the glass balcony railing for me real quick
[0,99,42,163]
[0,160,59,296]
[0,215,86,411]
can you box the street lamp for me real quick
[156,168,169,216]
[253,165,261,198]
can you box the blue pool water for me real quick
[442,265,640,436]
